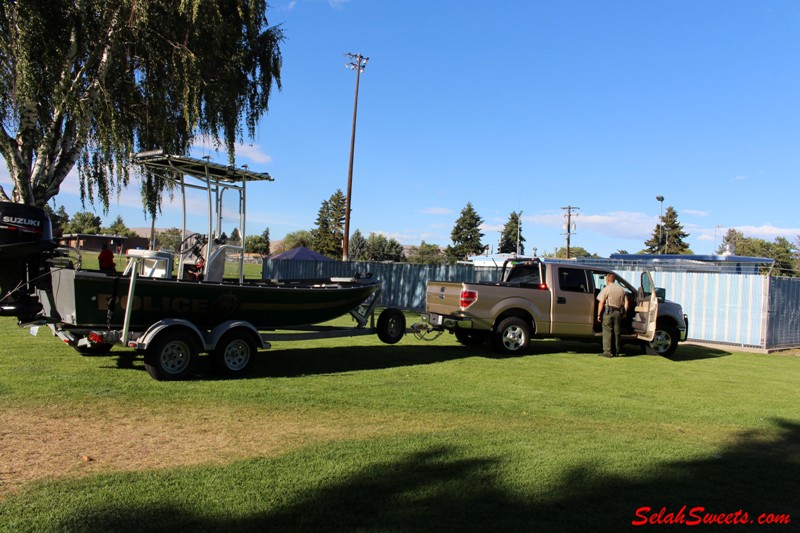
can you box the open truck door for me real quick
[632,271,658,342]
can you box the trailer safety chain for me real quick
[410,323,444,341]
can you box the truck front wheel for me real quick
[493,317,531,355]
[644,321,679,357]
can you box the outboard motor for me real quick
[0,202,56,320]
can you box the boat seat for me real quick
[203,246,226,282]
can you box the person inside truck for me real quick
[596,273,628,357]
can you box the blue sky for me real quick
[3,0,800,256]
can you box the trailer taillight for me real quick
[460,289,478,309]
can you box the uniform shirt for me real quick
[597,282,626,309]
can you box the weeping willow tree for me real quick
[0,0,283,218]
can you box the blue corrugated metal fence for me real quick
[262,259,800,350]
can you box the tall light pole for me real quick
[714,224,723,254]
[342,52,369,261]
[656,195,664,254]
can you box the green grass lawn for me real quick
[0,314,798,531]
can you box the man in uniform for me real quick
[596,272,628,357]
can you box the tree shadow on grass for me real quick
[43,418,800,532]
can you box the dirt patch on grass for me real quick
[0,405,447,498]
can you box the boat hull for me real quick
[41,269,381,330]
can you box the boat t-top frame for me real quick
[133,150,273,284]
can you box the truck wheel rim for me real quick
[502,326,524,350]
[161,342,191,373]
[224,340,250,371]
[651,330,671,353]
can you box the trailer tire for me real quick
[377,308,406,344]
[493,316,530,355]
[144,329,198,381]
[212,330,256,378]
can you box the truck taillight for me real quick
[460,289,478,308]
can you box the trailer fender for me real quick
[134,319,206,352]
[208,321,266,351]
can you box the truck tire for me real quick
[212,330,256,378]
[455,330,488,346]
[493,317,531,355]
[644,321,679,357]
[144,329,199,381]
[377,308,406,344]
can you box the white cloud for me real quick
[732,224,800,240]
[421,207,452,215]
[683,209,709,217]
[733,175,748,181]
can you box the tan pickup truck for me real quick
[422,258,688,356]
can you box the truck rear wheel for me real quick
[212,330,256,378]
[493,317,530,355]
[144,330,199,381]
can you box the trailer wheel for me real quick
[212,330,256,378]
[493,317,530,355]
[377,308,406,344]
[144,330,198,381]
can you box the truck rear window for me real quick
[506,264,542,285]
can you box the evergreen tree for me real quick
[643,206,692,254]
[555,246,596,258]
[156,228,182,251]
[407,241,444,265]
[262,228,270,254]
[312,190,346,259]
[498,211,525,254]
[446,202,485,262]
[43,204,68,237]
[349,229,368,261]
[63,211,102,234]
[245,235,269,255]
[281,230,314,252]
[102,215,135,236]
[363,233,404,262]
[229,227,241,245]
[718,229,798,276]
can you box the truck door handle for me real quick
[556,297,566,304]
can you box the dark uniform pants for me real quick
[602,308,622,356]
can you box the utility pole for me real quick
[561,206,579,258]
[342,52,369,261]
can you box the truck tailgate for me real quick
[426,281,465,316]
